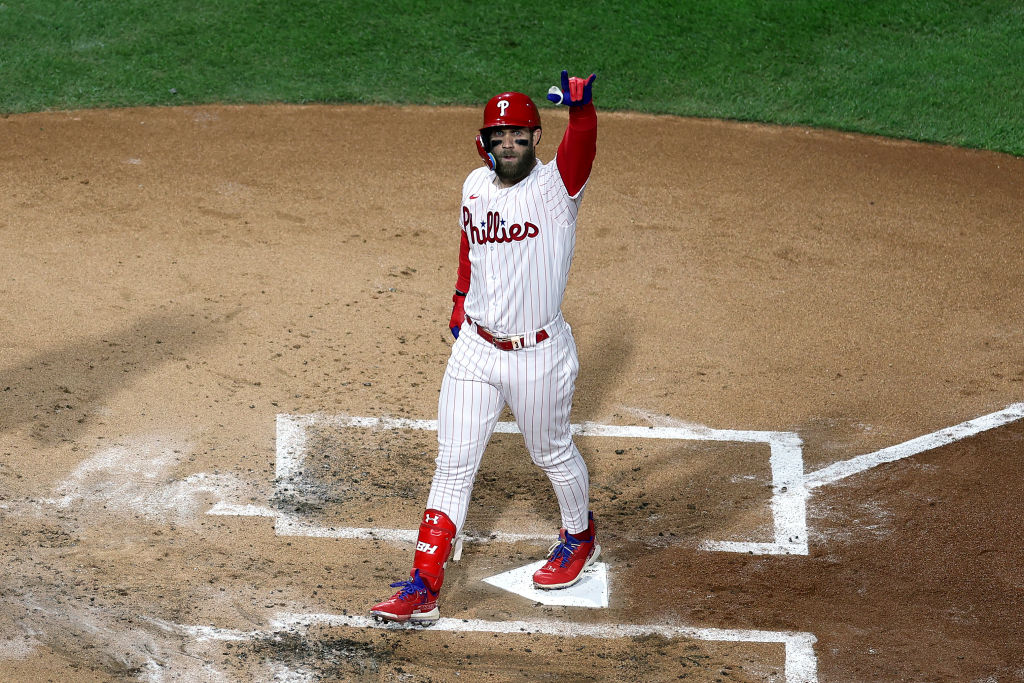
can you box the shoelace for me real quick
[546,537,582,568]
[389,578,427,600]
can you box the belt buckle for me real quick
[492,333,523,350]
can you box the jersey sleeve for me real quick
[554,102,597,198]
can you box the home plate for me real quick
[482,560,609,608]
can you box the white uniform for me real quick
[425,155,591,535]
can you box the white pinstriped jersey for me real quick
[460,156,584,336]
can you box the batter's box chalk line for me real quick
[253,413,810,555]
[803,402,1024,489]
[194,405,1024,683]
[208,404,1024,558]
[163,614,819,683]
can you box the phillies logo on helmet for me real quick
[481,91,540,132]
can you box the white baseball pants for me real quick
[425,317,590,535]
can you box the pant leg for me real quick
[425,339,504,535]
[502,328,590,535]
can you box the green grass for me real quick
[2,0,1022,155]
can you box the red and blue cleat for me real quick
[369,569,440,626]
[532,512,600,590]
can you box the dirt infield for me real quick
[1,104,1022,682]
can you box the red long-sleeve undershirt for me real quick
[454,102,597,294]
[556,101,597,198]
[455,231,472,293]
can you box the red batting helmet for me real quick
[481,92,541,133]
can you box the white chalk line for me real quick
[189,404,1022,683]
[804,402,1024,490]
[287,412,800,444]
[197,403,1022,683]
[205,504,558,543]
[171,613,818,683]
[215,403,1024,554]
[268,413,809,556]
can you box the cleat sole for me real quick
[370,611,410,624]
[409,607,440,625]
[369,607,439,625]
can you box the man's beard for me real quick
[495,147,536,184]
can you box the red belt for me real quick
[466,316,549,351]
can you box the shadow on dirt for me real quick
[572,305,636,422]
[0,311,218,443]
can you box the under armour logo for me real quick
[424,513,441,525]
[498,100,509,116]
[416,541,439,554]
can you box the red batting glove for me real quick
[547,70,596,107]
[567,74,596,105]
[449,291,466,339]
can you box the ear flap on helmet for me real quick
[475,134,495,170]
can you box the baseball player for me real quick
[370,70,599,625]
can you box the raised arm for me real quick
[549,71,598,197]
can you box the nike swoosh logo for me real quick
[469,194,480,199]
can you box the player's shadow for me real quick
[0,312,216,444]
[572,305,637,422]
